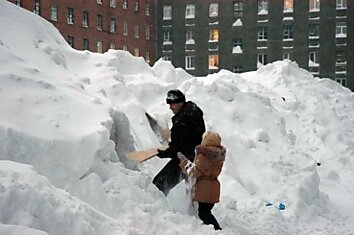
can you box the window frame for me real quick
[233,1,243,19]
[257,27,268,41]
[209,54,219,69]
[96,41,103,53]
[163,5,172,20]
[209,3,219,18]
[283,0,294,12]
[134,24,140,38]
[185,4,196,19]
[336,22,347,38]
[50,4,57,21]
[258,53,268,68]
[123,21,128,36]
[309,0,320,12]
[97,14,103,31]
[110,17,116,33]
[185,55,195,70]
[34,0,40,15]
[283,25,293,40]
[209,29,219,42]
[110,0,116,8]
[336,0,347,9]
[258,0,268,15]
[83,38,89,50]
[67,7,74,24]
[82,11,89,27]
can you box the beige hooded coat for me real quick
[188,131,226,203]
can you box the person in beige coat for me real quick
[179,131,226,230]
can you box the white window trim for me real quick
[336,0,347,9]
[110,0,116,8]
[185,4,195,19]
[209,3,219,18]
[50,4,57,21]
[163,5,172,20]
[185,55,195,70]
[309,0,320,12]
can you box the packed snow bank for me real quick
[1,1,354,235]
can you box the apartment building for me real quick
[156,0,354,90]
[8,0,156,64]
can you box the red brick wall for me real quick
[7,0,156,64]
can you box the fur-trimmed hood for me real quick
[195,145,226,161]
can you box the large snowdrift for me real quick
[1,1,354,234]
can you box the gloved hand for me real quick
[179,160,188,170]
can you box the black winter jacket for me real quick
[158,101,205,161]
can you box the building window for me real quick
[145,3,150,16]
[336,22,347,38]
[123,21,128,36]
[209,29,219,42]
[163,31,171,42]
[336,77,347,87]
[110,17,116,33]
[110,43,116,49]
[110,0,116,8]
[83,38,89,50]
[145,25,150,40]
[15,0,21,6]
[309,51,319,65]
[83,11,89,27]
[209,55,219,69]
[134,48,140,56]
[145,51,150,63]
[135,24,140,38]
[97,0,102,4]
[186,30,194,44]
[232,39,243,53]
[163,56,172,61]
[233,65,242,73]
[135,1,139,11]
[122,45,128,51]
[284,0,293,12]
[336,50,347,65]
[185,56,195,70]
[283,52,290,60]
[258,53,268,67]
[233,1,243,19]
[67,7,74,24]
[309,24,319,39]
[209,3,219,18]
[67,36,74,47]
[123,0,128,9]
[258,0,268,15]
[163,5,172,20]
[283,25,293,40]
[97,15,103,31]
[185,4,195,19]
[97,41,103,53]
[309,0,320,12]
[336,0,347,9]
[50,4,57,21]
[258,27,268,40]
[34,0,40,15]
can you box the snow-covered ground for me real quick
[1,1,354,234]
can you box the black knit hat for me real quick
[166,89,186,104]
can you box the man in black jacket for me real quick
[153,89,205,196]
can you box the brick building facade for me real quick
[8,0,156,64]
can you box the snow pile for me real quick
[1,1,354,234]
